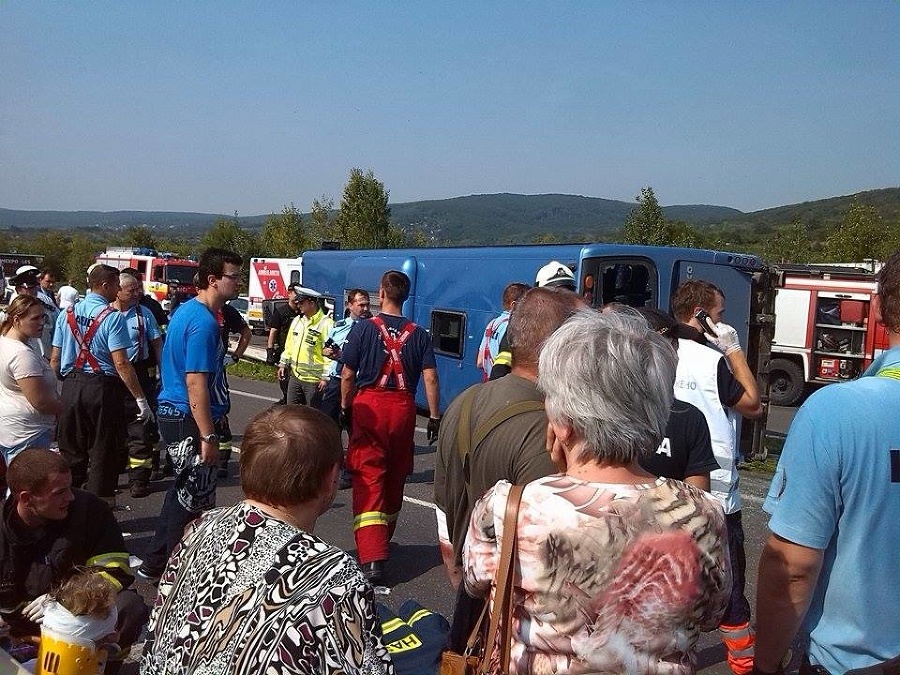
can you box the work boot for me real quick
[361,561,385,584]
[720,622,755,675]
[218,447,232,479]
[130,482,151,499]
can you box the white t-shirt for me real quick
[0,335,57,455]
[58,284,79,310]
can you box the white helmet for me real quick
[535,261,575,290]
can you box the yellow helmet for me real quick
[35,627,111,675]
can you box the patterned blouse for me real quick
[140,502,394,675]
[464,476,731,675]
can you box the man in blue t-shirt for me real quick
[50,264,152,503]
[340,270,440,584]
[138,248,243,582]
[756,250,900,675]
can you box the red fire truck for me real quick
[769,264,889,406]
[96,247,198,311]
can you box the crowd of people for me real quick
[0,246,897,675]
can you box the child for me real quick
[32,570,119,674]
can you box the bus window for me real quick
[600,262,653,307]
[430,310,466,359]
[580,257,657,310]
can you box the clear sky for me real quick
[1,2,897,215]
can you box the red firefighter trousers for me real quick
[348,388,416,564]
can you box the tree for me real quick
[65,233,99,282]
[28,232,71,275]
[335,169,393,249]
[307,195,336,246]
[124,225,157,250]
[622,187,667,245]
[824,199,886,263]
[259,204,308,257]
[200,214,260,283]
[765,218,812,264]
[666,221,703,249]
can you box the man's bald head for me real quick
[507,287,585,373]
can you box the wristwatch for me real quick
[200,432,219,444]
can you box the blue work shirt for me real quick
[325,316,357,378]
[119,304,163,362]
[52,293,131,377]
[158,298,229,420]
[763,346,900,673]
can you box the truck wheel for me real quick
[769,358,804,407]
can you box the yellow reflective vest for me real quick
[280,309,334,383]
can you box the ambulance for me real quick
[248,256,303,332]
[95,247,198,311]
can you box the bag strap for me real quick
[472,400,544,449]
[480,483,523,674]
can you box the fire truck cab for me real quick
[96,247,198,312]
[770,264,888,406]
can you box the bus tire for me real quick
[769,358,804,407]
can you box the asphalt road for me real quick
[119,372,798,673]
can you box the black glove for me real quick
[427,417,441,444]
[265,347,277,366]
[339,407,352,432]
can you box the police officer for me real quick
[50,264,153,505]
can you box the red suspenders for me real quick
[66,305,116,373]
[372,315,415,391]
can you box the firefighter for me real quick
[49,265,153,505]
[113,272,163,498]
[340,270,441,583]
[0,449,149,673]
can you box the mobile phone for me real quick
[694,309,717,336]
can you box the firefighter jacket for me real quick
[0,489,133,635]
[279,308,334,383]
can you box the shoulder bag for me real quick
[439,483,523,675]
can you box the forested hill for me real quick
[0,195,744,243]
[388,194,744,244]
[1,188,898,246]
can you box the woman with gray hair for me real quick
[464,310,731,675]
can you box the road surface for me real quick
[119,372,798,673]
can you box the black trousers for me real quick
[125,369,158,485]
[57,373,127,499]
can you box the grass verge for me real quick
[230,360,277,382]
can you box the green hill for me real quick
[1,187,897,248]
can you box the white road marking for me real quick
[230,388,280,402]
[403,495,438,511]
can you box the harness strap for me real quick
[66,305,116,373]
[372,315,415,390]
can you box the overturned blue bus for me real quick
[301,243,777,459]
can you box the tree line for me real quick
[620,186,900,265]
[2,173,898,286]
[0,168,426,285]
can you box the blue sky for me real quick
[1,2,897,215]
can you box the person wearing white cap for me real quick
[277,285,334,407]
[535,260,576,291]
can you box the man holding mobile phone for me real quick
[671,279,763,675]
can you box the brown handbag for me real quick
[440,483,523,675]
